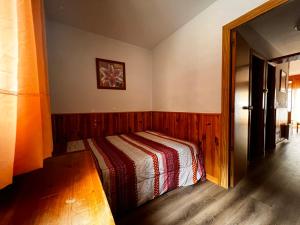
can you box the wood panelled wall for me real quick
[52,111,221,184]
[152,112,221,184]
[52,112,152,152]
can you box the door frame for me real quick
[220,0,288,188]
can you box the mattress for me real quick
[67,131,206,215]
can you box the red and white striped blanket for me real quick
[67,131,206,215]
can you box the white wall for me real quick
[152,0,268,113]
[290,60,300,76]
[48,0,271,114]
[46,21,152,113]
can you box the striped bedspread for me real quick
[67,131,206,215]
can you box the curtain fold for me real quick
[0,0,52,188]
[0,0,18,189]
[290,75,300,123]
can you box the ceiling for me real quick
[248,0,300,58]
[44,0,217,49]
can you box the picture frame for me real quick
[96,58,126,90]
[279,69,287,93]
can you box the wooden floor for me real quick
[117,134,300,225]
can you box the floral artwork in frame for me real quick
[96,58,126,90]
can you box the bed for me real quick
[67,130,206,215]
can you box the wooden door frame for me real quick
[220,0,288,188]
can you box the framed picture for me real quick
[279,70,287,92]
[96,58,126,90]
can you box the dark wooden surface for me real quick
[52,111,221,184]
[249,53,266,160]
[270,51,300,63]
[266,64,276,151]
[0,151,115,225]
[52,112,152,153]
[118,134,300,225]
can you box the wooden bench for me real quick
[0,151,115,225]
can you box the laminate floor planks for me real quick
[118,134,300,225]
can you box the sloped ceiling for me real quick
[45,0,217,49]
[248,0,300,58]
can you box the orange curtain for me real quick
[290,75,300,122]
[0,0,52,189]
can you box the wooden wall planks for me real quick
[52,111,221,184]
[52,112,152,148]
[152,112,221,184]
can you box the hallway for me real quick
[118,134,300,225]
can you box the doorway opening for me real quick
[221,0,288,188]
[228,0,300,187]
